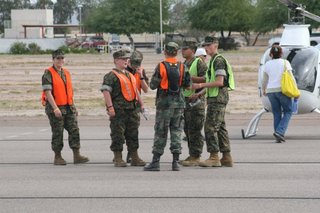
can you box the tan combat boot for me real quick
[54,151,67,165]
[113,151,127,167]
[73,148,89,164]
[199,152,221,167]
[181,156,200,167]
[220,152,233,167]
[180,156,191,164]
[130,150,146,166]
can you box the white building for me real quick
[5,9,54,39]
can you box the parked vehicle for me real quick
[81,36,107,49]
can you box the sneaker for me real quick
[273,132,285,142]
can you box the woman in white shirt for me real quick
[262,45,297,143]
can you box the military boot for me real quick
[172,153,180,171]
[113,151,127,167]
[179,156,191,164]
[220,152,233,167]
[199,152,221,167]
[54,151,67,165]
[144,153,161,171]
[130,150,146,166]
[181,156,200,167]
[126,151,132,163]
[73,148,89,164]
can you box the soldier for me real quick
[192,36,235,167]
[101,50,146,167]
[144,42,191,171]
[125,50,149,163]
[180,40,207,167]
[41,49,89,165]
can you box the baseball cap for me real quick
[181,40,197,50]
[113,50,130,59]
[52,49,64,58]
[202,36,219,46]
[130,50,143,66]
[195,48,207,57]
[165,42,179,54]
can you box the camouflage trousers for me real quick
[152,108,184,155]
[47,106,80,152]
[184,107,205,157]
[109,109,140,152]
[204,102,231,153]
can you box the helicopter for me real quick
[242,0,320,139]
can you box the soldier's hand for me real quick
[136,67,143,75]
[54,108,62,118]
[107,107,115,119]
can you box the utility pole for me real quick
[78,4,83,34]
[160,0,163,52]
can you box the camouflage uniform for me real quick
[149,60,191,155]
[101,69,140,153]
[205,54,231,153]
[42,66,80,152]
[183,57,207,157]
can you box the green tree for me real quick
[34,0,54,9]
[0,0,27,34]
[53,0,77,34]
[252,0,287,45]
[85,0,170,48]
[188,0,255,45]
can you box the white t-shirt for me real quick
[264,58,292,89]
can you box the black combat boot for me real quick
[144,153,161,171]
[172,153,180,171]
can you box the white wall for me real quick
[5,9,53,39]
[0,38,66,53]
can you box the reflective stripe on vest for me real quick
[41,67,73,106]
[112,70,137,102]
[183,57,200,97]
[206,54,235,97]
[159,58,184,90]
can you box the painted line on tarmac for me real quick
[0,162,319,165]
[0,196,320,200]
[0,128,49,141]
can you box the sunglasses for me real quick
[55,57,64,60]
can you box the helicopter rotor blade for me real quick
[278,0,320,23]
[278,0,298,10]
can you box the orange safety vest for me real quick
[112,69,137,102]
[41,67,73,106]
[133,72,142,93]
[159,57,184,90]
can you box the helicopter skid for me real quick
[313,108,320,113]
[241,108,268,139]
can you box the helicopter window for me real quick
[284,48,318,92]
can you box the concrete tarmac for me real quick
[0,113,320,213]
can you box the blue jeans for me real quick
[267,92,293,136]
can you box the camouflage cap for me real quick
[165,42,179,54]
[52,49,64,58]
[202,36,219,46]
[130,50,143,66]
[181,40,198,50]
[113,50,130,59]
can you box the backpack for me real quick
[162,61,182,95]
